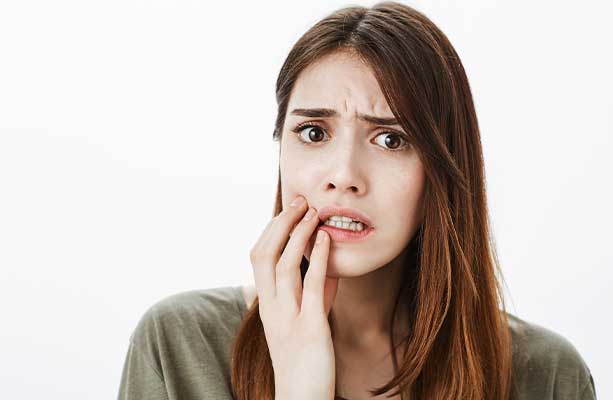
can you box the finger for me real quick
[301,229,337,316]
[251,196,308,303]
[322,270,339,317]
[302,227,318,262]
[250,212,295,308]
[276,206,321,314]
[250,217,278,306]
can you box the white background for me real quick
[0,0,611,399]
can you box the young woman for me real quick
[118,2,596,399]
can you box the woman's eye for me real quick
[373,132,409,151]
[294,124,328,143]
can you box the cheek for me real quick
[281,154,321,194]
[280,143,302,206]
[386,166,426,224]
[280,139,310,178]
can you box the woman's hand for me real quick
[249,195,339,400]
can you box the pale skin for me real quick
[247,49,425,399]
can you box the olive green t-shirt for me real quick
[117,286,597,399]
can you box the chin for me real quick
[304,251,372,278]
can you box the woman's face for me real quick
[280,50,425,278]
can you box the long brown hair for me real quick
[230,2,515,399]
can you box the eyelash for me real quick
[290,121,411,152]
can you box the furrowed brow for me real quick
[290,108,399,126]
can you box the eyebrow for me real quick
[290,108,399,126]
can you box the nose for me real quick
[324,140,366,195]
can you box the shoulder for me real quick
[121,287,247,397]
[129,285,246,351]
[505,312,596,399]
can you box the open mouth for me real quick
[317,218,371,231]
[316,218,374,241]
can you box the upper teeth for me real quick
[326,215,359,223]
[323,215,366,231]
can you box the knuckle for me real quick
[249,248,258,264]
[259,248,277,262]
[249,243,262,260]
[251,243,279,264]
[250,249,269,265]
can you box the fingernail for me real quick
[290,196,305,207]
[316,230,326,244]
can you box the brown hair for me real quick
[230,2,515,399]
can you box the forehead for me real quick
[287,51,393,117]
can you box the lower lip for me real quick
[316,224,374,242]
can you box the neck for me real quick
[329,245,415,350]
